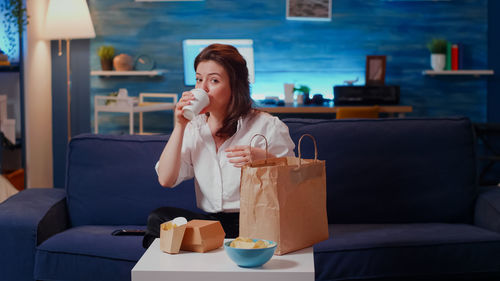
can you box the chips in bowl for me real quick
[229,237,273,249]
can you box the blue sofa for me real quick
[1,117,500,281]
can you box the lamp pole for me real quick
[45,0,95,141]
[66,39,71,141]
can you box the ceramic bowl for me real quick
[224,239,277,268]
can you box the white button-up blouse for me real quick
[156,112,295,213]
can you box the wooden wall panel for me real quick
[88,0,488,134]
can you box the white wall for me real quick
[24,0,53,188]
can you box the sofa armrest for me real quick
[474,186,500,233]
[0,188,68,281]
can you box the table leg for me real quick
[140,112,143,134]
[94,109,99,133]
[130,111,134,135]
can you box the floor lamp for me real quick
[45,0,96,141]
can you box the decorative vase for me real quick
[284,83,295,104]
[430,54,446,71]
[113,54,133,71]
[303,92,311,105]
[297,93,304,105]
[100,58,113,71]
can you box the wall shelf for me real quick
[0,65,20,73]
[90,70,165,77]
[422,70,494,77]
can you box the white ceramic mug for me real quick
[182,89,210,120]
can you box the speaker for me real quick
[334,85,400,105]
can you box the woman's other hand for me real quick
[225,145,271,168]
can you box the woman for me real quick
[143,44,295,248]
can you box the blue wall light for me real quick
[0,13,20,63]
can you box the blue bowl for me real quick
[224,239,277,268]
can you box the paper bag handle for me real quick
[298,134,318,168]
[249,134,269,164]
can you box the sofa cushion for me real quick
[314,224,500,281]
[35,225,145,281]
[284,117,477,224]
[66,134,202,226]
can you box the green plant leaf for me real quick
[427,38,447,54]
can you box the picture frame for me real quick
[135,0,203,2]
[286,0,332,21]
[365,55,386,85]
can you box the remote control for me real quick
[111,229,146,236]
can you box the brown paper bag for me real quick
[239,134,329,255]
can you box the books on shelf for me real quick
[458,43,464,70]
[445,42,464,71]
[451,44,458,70]
[446,42,452,70]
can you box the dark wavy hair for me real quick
[194,44,254,138]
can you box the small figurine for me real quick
[0,49,10,66]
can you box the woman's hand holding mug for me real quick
[175,89,209,127]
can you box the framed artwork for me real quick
[286,0,332,21]
[382,0,451,1]
[365,55,386,85]
[135,0,203,2]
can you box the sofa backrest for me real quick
[67,117,477,226]
[66,134,200,226]
[284,117,477,224]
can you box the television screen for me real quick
[182,39,254,86]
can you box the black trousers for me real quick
[143,206,239,248]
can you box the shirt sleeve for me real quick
[267,116,296,158]
[154,123,195,187]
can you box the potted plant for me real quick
[294,85,311,105]
[98,45,115,71]
[427,39,447,71]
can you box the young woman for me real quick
[143,44,295,248]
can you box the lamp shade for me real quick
[45,0,96,40]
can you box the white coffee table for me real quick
[132,239,315,281]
